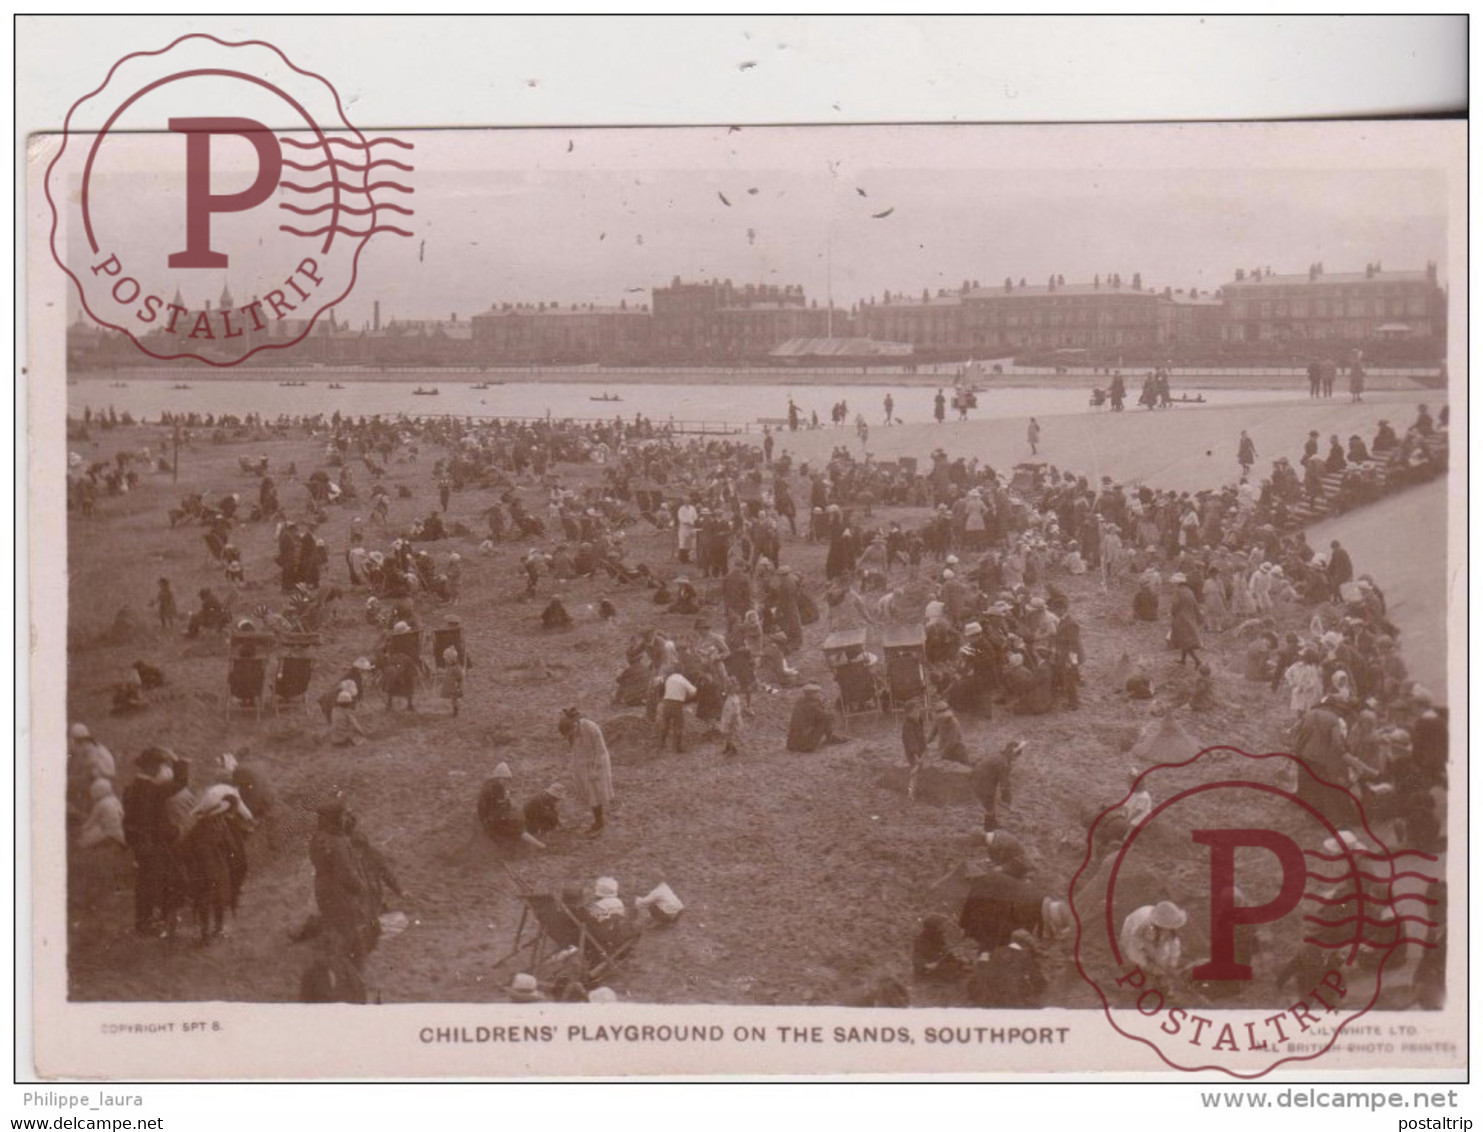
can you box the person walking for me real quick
[1237,430,1256,475]
[1027,417,1041,456]
[560,706,614,835]
[934,389,946,424]
[883,393,895,425]
[1169,572,1203,666]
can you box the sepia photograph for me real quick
[22,19,1466,1087]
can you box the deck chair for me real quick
[273,655,316,717]
[226,631,276,721]
[833,659,884,728]
[430,625,467,670]
[882,625,928,710]
[226,656,269,722]
[494,872,638,987]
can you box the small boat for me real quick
[589,393,622,402]
[278,380,308,387]
[472,382,490,390]
[110,382,129,388]
[328,383,345,390]
[412,387,440,396]
[172,383,193,390]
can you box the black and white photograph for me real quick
[19,15,1467,1092]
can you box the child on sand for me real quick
[719,677,745,757]
[439,647,465,717]
[150,578,177,631]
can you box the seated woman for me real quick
[613,654,653,707]
[669,578,701,615]
[540,597,572,630]
[1004,654,1054,715]
[786,684,845,752]
[477,763,546,850]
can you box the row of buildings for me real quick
[69,262,1447,369]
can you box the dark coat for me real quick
[1169,584,1203,650]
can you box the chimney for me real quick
[373,301,381,331]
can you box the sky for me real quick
[68,121,1453,328]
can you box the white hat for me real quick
[946,555,960,565]
[587,986,618,1003]
[353,657,373,671]
[595,877,619,899]
[1322,830,1364,855]
[964,622,983,637]
[337,689,354,704]
[1151,901,1188,930]
[69,723,91,740]
[1170,573,1187,584]
[492,762,512,780]
[393,621,411,633]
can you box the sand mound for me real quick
[601,713,660,761]
[1129,713,1203,766]
[503,660,571,684]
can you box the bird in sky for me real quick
[718,191,732,207]
[871,207,895,219]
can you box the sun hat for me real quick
[336,690,354,705]
[509,973,543,1002]
[492,762,512,780]
[69,723,91,740]
[1150,901,1187,930]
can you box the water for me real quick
[68,376,1319,429]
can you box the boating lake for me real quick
[68,377,1322,430]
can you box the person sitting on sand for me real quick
[968,929,1048,1008]
[911,913,965,981]
[540,596,572,630]
[786,684,845,752]
[522,783,566,839]
[669,577,701,615]
[928,702,969,765]
[329,689,370,746]
[759,632,801,688]
[1132,578,1159,622]
[477,763,546,851]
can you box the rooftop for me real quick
[964,283,1160,300]
[1225,269,1432,288]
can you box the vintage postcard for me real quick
[25,32,1465,1081]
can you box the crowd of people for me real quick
[65,389,1448,1009]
